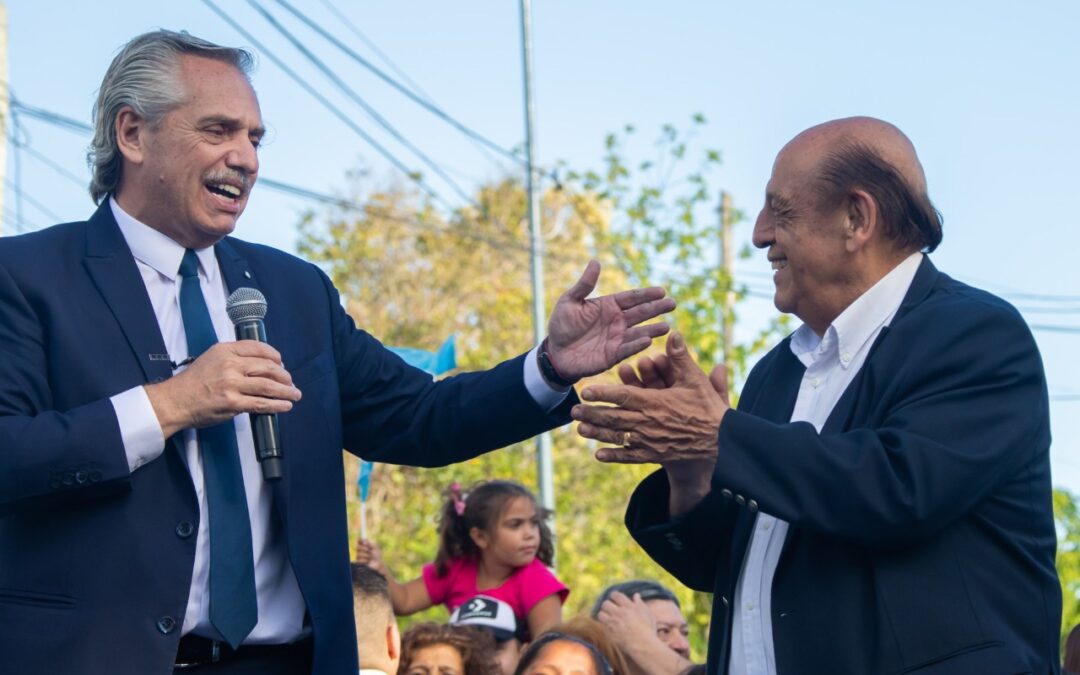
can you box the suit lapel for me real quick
[82,202,174,385]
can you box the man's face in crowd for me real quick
[646,599,691,659]
[752,137,855,334]
[127,54,264,249]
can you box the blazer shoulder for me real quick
[901,272,1029,335]
[0,220,88,260]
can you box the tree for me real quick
[297,119,784,656]
[1056,487,1080,650]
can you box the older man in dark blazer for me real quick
[0,31,674,675]
[573,117,1061,674]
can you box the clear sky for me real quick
[5,1,1079,490]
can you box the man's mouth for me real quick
[770,258,788,271]
[205,181,243,202]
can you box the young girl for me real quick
[357,480,568,639]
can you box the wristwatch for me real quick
[537,338,579,389]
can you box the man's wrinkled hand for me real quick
[145,341,301,438]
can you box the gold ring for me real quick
[621,431,632,447]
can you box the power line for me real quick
[201,0,456,212]
[246,0,477,207]
[3,178,64,223]
[1031,324,1080,335]
[10,97,93,134]
[270,0,540,178]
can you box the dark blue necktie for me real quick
[178,249,258,649]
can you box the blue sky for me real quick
[5,1,1080,490]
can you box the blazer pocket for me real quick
[288,352,335,387]
[897,641,1029,675]
[0,587,77,609]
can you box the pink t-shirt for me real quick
[422,556,569,621]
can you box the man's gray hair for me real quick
[88,30,254,204]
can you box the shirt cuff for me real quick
[523,345,571,413]
[110,386,167,472]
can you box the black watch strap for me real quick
[538,338,579,388]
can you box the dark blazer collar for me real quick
[894,254,939,322]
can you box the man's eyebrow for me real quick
[197,115,265,138]
[767,191,793,211]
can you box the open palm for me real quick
[546,261,676,380]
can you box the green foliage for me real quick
[299,119,784,658]
[1056,487,1080,650]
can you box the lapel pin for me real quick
[244,271,252,279]
[148,353,170,361]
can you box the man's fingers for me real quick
[579,383,647,409]
[618,363,643,387]
[594,446,655,464]
[237,357,296,387]
[637,357,666,389]
[614,337,654,363]
[623,321,671,345]
[709,364,730,402]
[651,354,676,388]
[665,332,704,385]
[564,260,601,302]
[621,297,677,326]
[613,286,668,311]
[227,339,283,363]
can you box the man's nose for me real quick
[751,209,772,249]
[226,139,259,176]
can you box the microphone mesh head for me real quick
[226,287,267,324]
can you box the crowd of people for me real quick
[351,479,701,675]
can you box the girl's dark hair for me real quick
[434,480,554,576]
[513,631,614,675]
[397,622,500,675]
[1065,622,1080,672]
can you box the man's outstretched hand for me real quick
[545,260,676,381]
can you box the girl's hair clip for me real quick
[450,481,466,516]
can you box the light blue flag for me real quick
[357,335,457,504]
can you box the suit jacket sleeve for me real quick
[714,295,1050,549]
[0,262,132,515]
[314,267,576,466]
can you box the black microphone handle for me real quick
[235,318,284,482]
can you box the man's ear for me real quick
[115,106,148,165]
[387,622,400,661]
[469,526,489,550]
[844,188,879,253]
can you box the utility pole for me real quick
[719,191,735,384]
[519,0,555,522]
[0,3,8,236]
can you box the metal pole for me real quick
[720,192,735,383]
[519,0,555,521]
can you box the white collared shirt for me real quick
[107,198,568,644]
[728,252,923,675]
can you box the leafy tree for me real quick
[1056,487,1080,650]
[297,119,784,656]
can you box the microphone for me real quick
[226,287,284,482]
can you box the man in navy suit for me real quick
[572,117,1061,674]
[0,31,674,675]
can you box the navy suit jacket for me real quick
[0,203,575,674]
[627,258,1061,674]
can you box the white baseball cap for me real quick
[449,595,518,642]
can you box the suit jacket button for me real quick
[748,499,758,512]
[175,522,194,539]
[89,470,102,483]
[721,596,730,607]
[156,616,177,634]
[735,494,746,506]
[49,476,62,490]
[62,473,75,487]
[75,470,89,485]
[720,489,733,499]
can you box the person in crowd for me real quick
[0,29,676,675]
[397,623,500,675]
[352,564,401,675]
[359,480,567,639]
[547,616,631,675]
[447,595,523,675]
[592,580,693,674]
[573,116,1060,673]
[513,632,613,675]
[1065,623,1080,675]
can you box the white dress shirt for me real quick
[107,198,568,644]
[728,252,923,675]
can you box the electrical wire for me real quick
[246,0,477,207]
